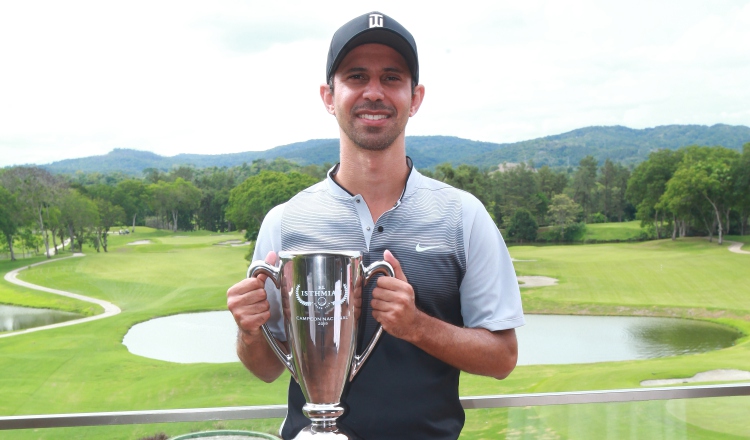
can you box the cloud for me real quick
[0,0,749,167]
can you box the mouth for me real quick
[357,114,390,120]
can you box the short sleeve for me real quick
[458,192,525,331]
[252,204,286,340]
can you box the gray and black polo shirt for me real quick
[254,161,524,440]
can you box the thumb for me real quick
[383,249,407,282]
[250,250,277,284]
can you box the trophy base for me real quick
[293,424,357,439]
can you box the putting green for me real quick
[584,219,646,241]
[1,229,749,439]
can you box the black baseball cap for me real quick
[326,12,419,85]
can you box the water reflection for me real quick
[516,315,742,365]
[0,305,83,332]
[122,312,742,365]
[628,319,741,358]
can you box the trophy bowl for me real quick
[248,251,393,439]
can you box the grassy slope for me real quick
[0,229,289,439]
[0,255,101,315]
[583,220,645,241]
[1,231,749,438]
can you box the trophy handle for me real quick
[349,260,394,380]
[247,261,298,382]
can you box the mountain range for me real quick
[42,124,750,175]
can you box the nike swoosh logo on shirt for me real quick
[416,243,443,252]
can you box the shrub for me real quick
[507,209,538,243]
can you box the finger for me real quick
[383,249,407,282]
[227,277,265,298]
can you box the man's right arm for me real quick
[227,252,286,383]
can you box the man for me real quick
[227,11,524,439]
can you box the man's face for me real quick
[322,43,424,151]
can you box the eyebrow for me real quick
[341,66,406,74]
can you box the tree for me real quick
[95,198,126,252]
[732,143,750,235]
[226,171,318,240]
[59,189,99,252]
[626,149,683,239]
[662,146,739,244]
[598,159,630,222]
[507,209,538,243]
[536,166,568,205]
[0,185,22,260]
[571,156,598,220]
[43,206,63,254]
[0,167,59,259]
[548,194,581,227]
[114,179,149,232]
[494,163,543,226]
[171,178,202,232]
[547,194,585,242]
[434,163,492,205]
[194,168,237,232]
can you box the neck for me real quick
[335,132,410,221]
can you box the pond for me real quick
[122,312,743,365]
[0,304,84,333]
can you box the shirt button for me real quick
[355,198,361,203]
[378,226,384,232]
[366,226,371,231]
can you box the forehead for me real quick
[334,43,409,75]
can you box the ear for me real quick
[409,84,425,117]
[320,83,335,115]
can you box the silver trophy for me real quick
[248,251,394,439]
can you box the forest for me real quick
[1,142,749,261]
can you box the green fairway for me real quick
[583,220,647,242]
[0,255,101,316]
[1,230,749,439]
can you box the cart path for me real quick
[1,254,121,339]
[727,241,750,255]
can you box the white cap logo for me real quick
[369,13,383,28]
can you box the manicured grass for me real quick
[457,237,750,439]
[583,220,646,241]
[1,230,749,438]
[0,255,101,316]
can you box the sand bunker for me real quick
[641,369,750,386]
[215,240,252,246]
[127,240,152,245]
[517,276,558,287]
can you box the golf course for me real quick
[1,226,749,439]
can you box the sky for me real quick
[1,0,749,167]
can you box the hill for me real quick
[464,124,750,168]
[42,124,750,175]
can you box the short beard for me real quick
[340,102,404,151]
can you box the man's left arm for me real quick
[372,250,518,380]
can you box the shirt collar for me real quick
[326,157,419,201]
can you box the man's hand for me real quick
[371,249,518,380]
[371,249,424,342]
[227,251,277,343]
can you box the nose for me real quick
[362,78,384,101]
